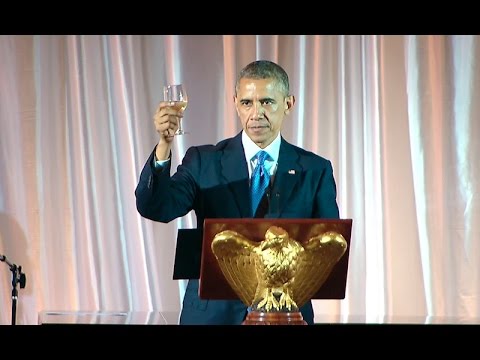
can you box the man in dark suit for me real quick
[135,60,340,325]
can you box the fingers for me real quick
[153,101,183,140]
[162,127,176,141]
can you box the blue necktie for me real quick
[251,151,270,217]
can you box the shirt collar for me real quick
[242,131,281,163]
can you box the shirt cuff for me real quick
[154,156,170,170]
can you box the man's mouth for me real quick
[249,123,268,130]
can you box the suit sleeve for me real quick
[135,147,199,223]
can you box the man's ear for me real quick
[284,95,295,115]
[233,95,240,116]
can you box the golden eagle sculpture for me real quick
[211,225,347,313]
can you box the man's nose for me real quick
[251,102,264,119]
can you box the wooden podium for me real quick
[173,218,353,325]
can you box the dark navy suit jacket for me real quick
[135,132,340,325]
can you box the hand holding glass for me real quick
[163,84,188,135]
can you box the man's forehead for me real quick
[238,78,281,96]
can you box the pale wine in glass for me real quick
[163,84,188,135]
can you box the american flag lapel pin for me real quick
[288,169,295,175]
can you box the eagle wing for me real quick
[293,231,348,307]
[211,230,259,306]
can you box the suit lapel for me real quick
[220,134,251,217]
[271,140,302,215]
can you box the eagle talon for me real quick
[256,289,280,311]
[278,289,296,311]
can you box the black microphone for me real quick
[266,188,280,216]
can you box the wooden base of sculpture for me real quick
[242,311,307,325]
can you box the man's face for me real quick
[234,78,294,149]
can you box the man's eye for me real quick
[262,100,273,105]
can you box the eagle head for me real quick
[260,226,289,251]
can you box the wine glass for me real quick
[163,84,188,135]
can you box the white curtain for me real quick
[0,35,478,325]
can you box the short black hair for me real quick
[235,60,290,96]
